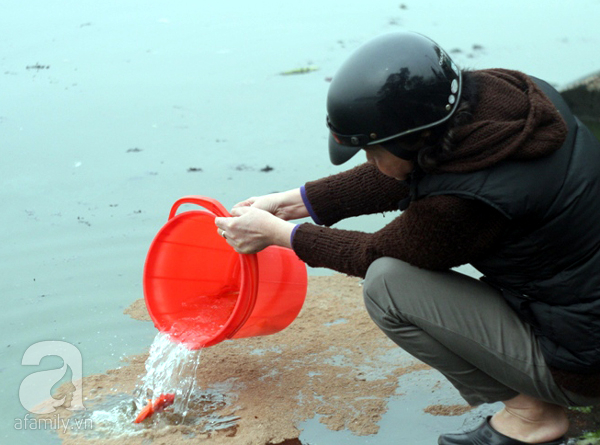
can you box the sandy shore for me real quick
[40,274,599,444]
[42,274,464,444]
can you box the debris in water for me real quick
[26,63,50,70]
[77,216,91,227]
[280,66,319,76]
[188,167,203,172]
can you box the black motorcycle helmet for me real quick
[327,31,462,165]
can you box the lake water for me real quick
[1,1,599,443]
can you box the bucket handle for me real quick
[168,196,231,220]
[165,195,260,345]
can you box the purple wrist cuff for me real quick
[300,185,323,225]
[290,224,300,247]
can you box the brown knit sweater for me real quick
[295,162,508,278]
[293,68,567,277]
[292,68,599,398]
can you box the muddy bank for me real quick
[560,70,600,125]
[38,274,600,444]
[45,275,439,444]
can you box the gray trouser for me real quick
[363,257,592,407]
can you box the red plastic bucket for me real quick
[143,196,308,349]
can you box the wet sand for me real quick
[43,275,464,444]
[39,275,600,444]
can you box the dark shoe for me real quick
[438,416,566,445]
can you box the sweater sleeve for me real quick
[304,162,410,226]
[292,195,508,278]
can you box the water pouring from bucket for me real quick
[143,195,308,349]
[136,196,308,422]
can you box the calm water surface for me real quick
[1,1,599,443]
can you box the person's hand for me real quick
[214,206,296,254]
[232,188,309,221]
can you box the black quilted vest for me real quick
[410,78,600,373]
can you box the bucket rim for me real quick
[143,198,260,349]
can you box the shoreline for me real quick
[38,274,600,444]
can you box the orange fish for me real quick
[133,393,175,423]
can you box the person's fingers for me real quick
[214,217,232,239]
[214,216,225,230]
[230,206,251,217]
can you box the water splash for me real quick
[67,332,240,440]
[167,291,238,347]
[71,387,240,439]
[134,331,203,419]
